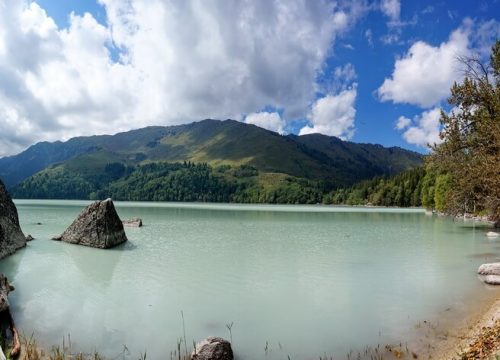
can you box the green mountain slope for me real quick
[1,119,423,201]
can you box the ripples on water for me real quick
[0,200,498,359]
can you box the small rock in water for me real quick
[25,234,34,241]
[192,337,233,360]
[51,235,62,241]
[486,231,499,238]
[122,218,143,227]
[484,275,500,285]
[478,263,500,275]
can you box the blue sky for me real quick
[0,0,498,156]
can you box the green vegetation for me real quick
[427,40,500,223]
[323,167,426,207]
[12,161,327,204]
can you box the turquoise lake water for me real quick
[0,200,498,359]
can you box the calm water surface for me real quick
[1,200,498,359]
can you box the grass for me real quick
[14,315,500,360]
[20,333,106,360]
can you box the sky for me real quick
[0,0,499,157]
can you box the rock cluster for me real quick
[54,198,127,249]
[478,263,500,285]
[0,179,26,259]
[192,337,233,360]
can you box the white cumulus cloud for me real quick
[299,87,357,139]
[377,22,471,108]
[0,0,367,156]
[245,112,285,134]
[398,108,443,148]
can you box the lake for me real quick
[0,200,498,359]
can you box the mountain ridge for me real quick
[0,119,423,193]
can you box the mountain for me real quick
[0,119,423,202]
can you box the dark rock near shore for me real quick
[25,234,34,241]
[0,179,26,259]
[55,198,127,249]
[192,337,233,360]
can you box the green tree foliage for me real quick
[13,162,325,204]
[428,41,500,222]
[324,167,427,207]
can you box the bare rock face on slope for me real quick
[56,198,127,249]
[0,180,26,259]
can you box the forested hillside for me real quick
[2,119,422,200]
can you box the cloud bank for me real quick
[0,0,365,156]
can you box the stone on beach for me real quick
[54,198,127,249]
[0,179,26,259]
[191,337,233,360]
[478,263,500,276]
[484,275,500,285]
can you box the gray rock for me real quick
[478,263,500,275]
[25,234,34,241]
[0,273,20,358]
[122,218,143,227]
[0,273,14,313]
[484,275,500,285]
[192,337,233,360]
[56,198,127,249]
[0,180,26,259]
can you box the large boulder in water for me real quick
[191,337,233,360]
[0,179,26,259]
[56,198,127,249]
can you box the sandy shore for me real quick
[429,295,500,359]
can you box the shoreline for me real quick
[430,294,500,359]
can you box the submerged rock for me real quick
[486,231,499,238]
[0,179,26,259]
[478,263,500,276]
[192,337,233,360]
[55,198,127,249]
[122,218,143,227]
